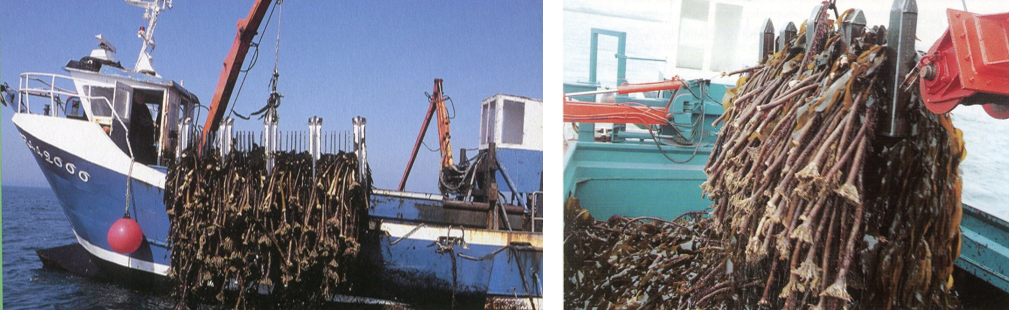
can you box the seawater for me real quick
[2,186,175,309]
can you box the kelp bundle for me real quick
[699,11,964,310]
[564,9,965,310]
[163,147,370,308]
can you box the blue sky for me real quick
[1,0,544,192]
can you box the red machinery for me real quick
[563,79,683,125]
[919,9,1009,119]
[200,0,274,146]
[399,79,455,191]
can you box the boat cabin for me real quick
[13,36,198,167]
[478,94,543,199]
[478,94,543,152]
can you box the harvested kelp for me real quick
[164,147,370,309]
[699,12,964,310]
[565,8,965,310]
[563,198,718,309]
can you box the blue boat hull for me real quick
[14,114,543,305]
[368,191,543,298]
[16,119,172,275]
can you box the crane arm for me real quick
[399,79,454,191]
[200,0,273,146]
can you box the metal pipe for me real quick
[177,117,191,159]
[353,116,368,182]
[219,117,233,162]
[264,112,277,174]
[496,162,525,209]
[498,198,513,232]
[309,116,322,175]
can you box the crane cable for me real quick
[229,0,283,121]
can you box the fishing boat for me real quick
[4,0,543,307]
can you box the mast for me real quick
[125,0,172,76]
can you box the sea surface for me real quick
[2,186,176,310]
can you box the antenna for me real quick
[125,0,172,76]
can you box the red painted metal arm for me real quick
[919,9,1009,119]
[433,79,454,170]
[565,79,684,98]
[617,80,684,95]
[200,0,273,146]
[399,79,452,191]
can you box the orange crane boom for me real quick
[200,0,273,147]
[399,79,454,191]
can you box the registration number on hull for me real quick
[21,134,91,183]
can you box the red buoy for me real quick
[108,217,144,254]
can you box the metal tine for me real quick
[806,3,826,54]
[777,22,797,53]
[840,9,866,52]
[883,0,916,137]
[759,18,774,63]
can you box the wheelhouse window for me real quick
[87,86,114,118]
[502,99,525,145]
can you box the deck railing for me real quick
[15,72,137,158]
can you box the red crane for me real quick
[399,79,455,191]
[200,0,274,147]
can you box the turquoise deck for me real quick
[958,204,1009,293]
[563,141,711,219]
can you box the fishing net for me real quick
[164,147,370,308]
[565,9,965,310]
